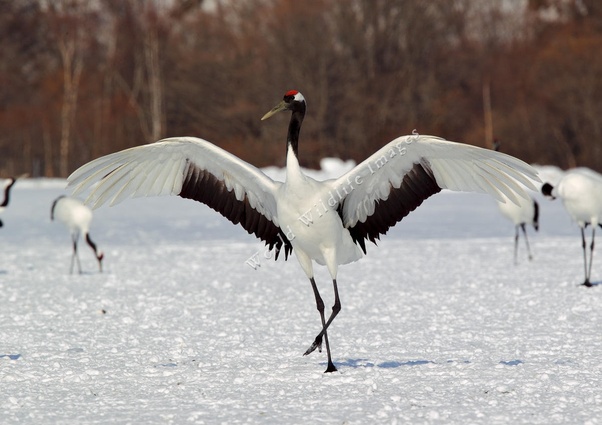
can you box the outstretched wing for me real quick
[328,134,540,253]
[67,137,292,259]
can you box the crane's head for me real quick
[261,90,306,121]
[97,251,104,272]
[541,182,556,200]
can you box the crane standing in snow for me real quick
[493,140,539,264]
[51,196,104,274]
[68,90,539,372]
[542,168,602,287]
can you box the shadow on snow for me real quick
[331,358,436,369]
[329,358,525,369]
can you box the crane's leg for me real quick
[521,224,533,261]
[304,278,341,373]
[513,225,519,265]
[70,233,82,275]
[584,227,595,287]
[304,278,337,373]
[69,236,76,274]
[580,227,591,287]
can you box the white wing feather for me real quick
[329,134,540,228]
[67,137,281,222]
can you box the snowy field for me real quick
[1,163,600,424]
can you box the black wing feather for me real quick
[179,160,292,260]
[343,162,441,254]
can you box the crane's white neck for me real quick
[285,143,305,183]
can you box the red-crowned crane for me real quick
[542,168,602,287]
[51,196,104,274]
[68,90,540,372]
[493,140,539,263]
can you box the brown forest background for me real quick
[1,0,601,177]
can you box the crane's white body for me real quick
[278,146,362,279]
[497,194,537,226]
[53,196,94,235]
[51,196,103,274]
[67,92,540,372]
[552,168,602,228]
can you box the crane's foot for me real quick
[324,361,338,373]
[303,336,322,356]
[581,280,593,288]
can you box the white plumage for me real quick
[68,90,540,372]
[51,196,104,274]
[542,167,602,286]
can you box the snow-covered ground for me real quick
[1,163,600,424]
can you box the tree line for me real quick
[1,0,601,177]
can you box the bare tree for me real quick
[109,0,171,143]
[58,27,84,176]
[2,0,602,176]
[45,0,95,176]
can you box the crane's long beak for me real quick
[261,100,288,121]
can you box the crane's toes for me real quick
[324,361,338,373]
[581,280,594,287]
[303,336,322,356]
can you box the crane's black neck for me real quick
[85,233,99,255]
[86,233,104,269]
[287,106,305,158]
[1,179,16,207]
